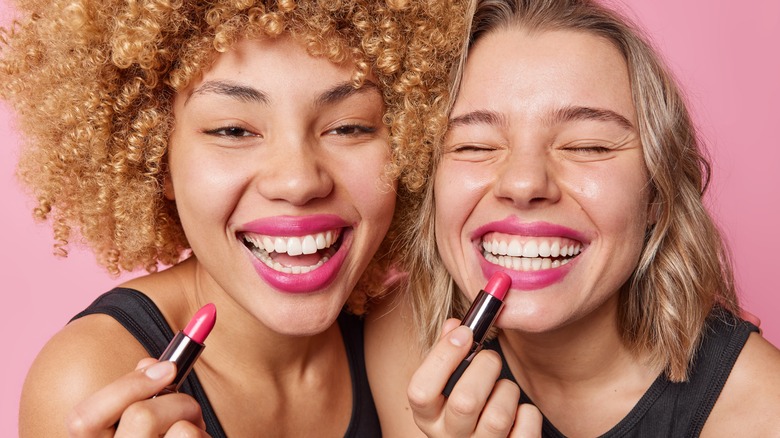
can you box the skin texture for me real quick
[19,36,396,437]
[401,27,780,438]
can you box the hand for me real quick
[66,358,209,437]
[407,319,543,437]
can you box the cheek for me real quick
[168,143,250,225]
[343,149,396,224]
[433,161,490,254]
[567,165,650,242]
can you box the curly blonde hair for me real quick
[1,0,468,312]
[405,0,740,382]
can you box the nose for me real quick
[493,148,561,208]
[255,140,334,206]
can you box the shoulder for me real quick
[19,312,149,437]
[364,288,426,438]
[702,332,780,437]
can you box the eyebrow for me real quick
[315,81,380,107]
[448,106,635,131]
[549,106,635,130]
[188,80,268,105]
[186,80,380,107]
[449,110,508,129]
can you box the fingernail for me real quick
[449,326,470,347]
[145,361,175,380]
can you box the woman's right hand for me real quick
[407,319,543,438]
[66,358,209,437]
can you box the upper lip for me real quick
[471,218,589,243]
[237,214,351,236]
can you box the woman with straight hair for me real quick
[368,0,780,436]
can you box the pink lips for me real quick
[240,214,349,236]
[475,218,586,291]
[238,214,352,294]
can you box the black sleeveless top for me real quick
[71,288,382,437]
[487,307,758,437]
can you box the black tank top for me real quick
[486,307,758,437]
[71,288,382,437]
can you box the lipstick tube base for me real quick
[155,331,204,395]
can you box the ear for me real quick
[163,172,175,200]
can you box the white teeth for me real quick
[480,234,584,272]
[302,235,317,254]
[241,229,342,273]
[262,237,274,253]
[315,233,326,250]
[249,243,335,274]
[538,241,551,257]
[522,240,538,258]
[287,237,303,256]
[507,240,522,257]
[550,241,560,257]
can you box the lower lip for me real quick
[477,248,576,291]
[247,230,351,294]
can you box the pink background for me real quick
[2,0,779,434]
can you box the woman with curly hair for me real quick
[370,0,780,436]
[1,0,466,435]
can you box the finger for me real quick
[441,318,462,334]
[67,360,177,435]
[473,378,521,437]
[407,324,473,424]
[135,357,159,370]
[509,403,543,438]
[443,349,504,436]
[165,419,211,437]
[115,393,205,438]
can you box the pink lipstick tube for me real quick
[442,272,511,397]
[156,303,216,396]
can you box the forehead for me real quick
[457,28,634,122]
[200,36,355,86]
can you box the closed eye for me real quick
[565,145,612,154]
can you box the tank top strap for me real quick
[337,311,382,437]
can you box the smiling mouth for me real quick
[240,229,344,274]
[480,233,583,271]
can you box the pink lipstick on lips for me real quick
[239,214,352,294]
[474,219,587,291]
[156,303,216,396]
[442,271,511,397]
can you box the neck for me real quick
[498,295,661,436]
[139,257,343,376]
[499,293,660,400]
